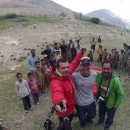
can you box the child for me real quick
[15,72,32,113]
[34,61,45,93]
[44,61,52,88]
[27,72,40,105]
[87,50,93,62]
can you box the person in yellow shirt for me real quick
[97,45,104,63]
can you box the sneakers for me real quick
[25,110,28,113]
[30,108,33,111]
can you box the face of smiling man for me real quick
[102,62,112,78]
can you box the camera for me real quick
[97,96,106,104]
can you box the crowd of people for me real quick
[15,38,125,130]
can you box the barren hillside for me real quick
[0,0,73,16]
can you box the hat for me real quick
[80,56,91,65]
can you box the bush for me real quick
[73,12,89,21]
[90,17,100,24]
[60,11,67,17]
[4,14,18,19]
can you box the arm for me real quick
[25,80,31,94]
[70,50,84,74]
[114,78,124,109]
[34,70,40,85]
[50,82,65,105]
[28,57,33,70]
[15,83,20,97]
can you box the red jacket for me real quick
[50,51,83,117]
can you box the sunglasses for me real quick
[80,58,91,63]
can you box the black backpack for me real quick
[44,118,54,130]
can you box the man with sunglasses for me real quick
[96,61,124,130]
[72,56,97,127]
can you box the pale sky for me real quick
[52,0,130,21]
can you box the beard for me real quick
[103,72,111,79]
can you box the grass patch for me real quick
[0,14,63,29]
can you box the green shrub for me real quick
[90,17,100,24]
[4,14,18,19]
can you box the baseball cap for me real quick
[80,56,91,65]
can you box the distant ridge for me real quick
[85,9,130,29]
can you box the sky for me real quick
[52,0,130,21]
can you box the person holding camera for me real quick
[50,48,86,130]
[96,61,124,130]
[71,56,97,127]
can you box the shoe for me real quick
[95,121,103,126]
[25,110,28,113]
[104,128,109,130]
[30,108,33,111]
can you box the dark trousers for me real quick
[97,55,103,63]
[57,114,73,130]
[75,102,96,126]
[22,95,31,110]
[32,93,39,104]
[98,101,115,129]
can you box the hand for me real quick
[55,100,67,112]
[18,96,21,100]
[81,48,86,53]
[113,107,117,112]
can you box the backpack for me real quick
[44,119,54,130]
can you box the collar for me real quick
[55,69,62,77]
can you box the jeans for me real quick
[98,101,115,129]
[22,95,31,110]
[75,102,96,126]
[57,114,73,130]
[32,93,39,104]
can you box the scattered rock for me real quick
[0,118,3,122]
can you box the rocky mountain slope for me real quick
[86,9,130,29]
[0,0,73,16]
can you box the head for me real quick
[104,48,107,52]
[41,58,46,66]
[69,39,73,43]
[27,72,33,80]
[102,61,113,78]
[99,45,102,49]
[57,58,70,77]
[121,49,124,54]
[46,45,50,49]
[46,61,50,68]
[35,61,40,68]
[16,72,23,81]
[76,39,80,43]
[31,49,36,57]
[80,57,91,76]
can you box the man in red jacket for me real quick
[50,48,86,130]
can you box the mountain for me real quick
[0,0,73,16]
[85,9,130,29]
